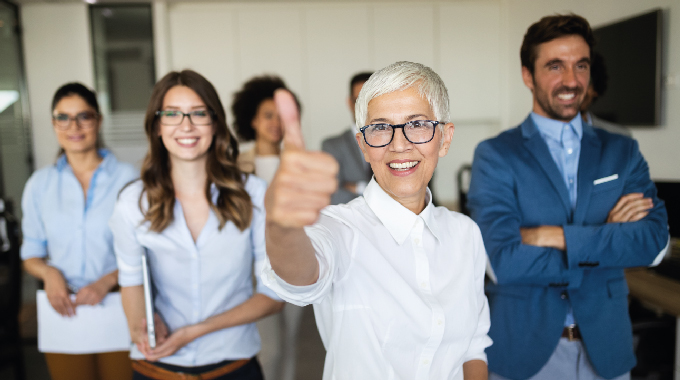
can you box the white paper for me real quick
[37,290,132,354]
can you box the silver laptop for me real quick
[141,252,156,349]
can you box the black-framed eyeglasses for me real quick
[360,120,441,148]
[155,110,213,126]
[52,112,99,130]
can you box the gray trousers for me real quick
[489,338,631,380]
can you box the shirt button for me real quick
[569,179,574,184]
[414,238,421,245]
[437,319,443,326]
[567,149,573,154]
[420,282,427,288]
[561,292,567,299]
[422,359,430,365]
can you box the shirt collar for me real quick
[363,178,440,245]
[530,112,584,142]
[55,149,116,174]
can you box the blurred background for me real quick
[0,0,678,379]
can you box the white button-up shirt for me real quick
[263,179,492,380]
[110,176,280,367]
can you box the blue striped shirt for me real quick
[530,112,583,327]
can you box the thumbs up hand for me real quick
[265,89,339,228]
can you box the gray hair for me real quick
[354,61,450,131]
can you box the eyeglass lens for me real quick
[158,110,212,126]
[364,120,436,147]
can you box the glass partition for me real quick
[90,4,155,147]
[0,0,33,218]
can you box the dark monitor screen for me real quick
[591,9,662,126]
[654,181,679,238]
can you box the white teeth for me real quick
[389,161,418,170]
[557,93,575,100]
[177,138,198,144]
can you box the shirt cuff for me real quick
[20,237,47,260]
[261,255,329,307]
[116,258,143,287]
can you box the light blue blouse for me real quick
[109,175,280,367]
[20,150,137,290]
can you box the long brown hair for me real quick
[140,70,252,232]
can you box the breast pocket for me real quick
[592,177,620,194]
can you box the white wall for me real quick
[21,2,94,168]
[163,1,502,206]
[19,0,680,206]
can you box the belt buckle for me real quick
[566,324,577,341]
[178,373,201,380]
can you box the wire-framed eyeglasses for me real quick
[359,120,441,148]
[156,110,214,126]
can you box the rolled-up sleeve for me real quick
[108,189,145,287]
[261,219,337,307]
[20,174,48,260]
[463,224,493,363]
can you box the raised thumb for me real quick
[274,89,305,150]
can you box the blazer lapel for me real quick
[573,124,602,224]
[521,117,571,216]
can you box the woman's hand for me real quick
[145,324,198,362]
[43,266,75,317]
[74,281,109,306]
[75,270,118,306]
[133,313,169,361]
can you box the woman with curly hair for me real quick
[232,75,300,184]
[231,76,301,380]
[110,70,283,380]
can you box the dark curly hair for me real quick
[521,14,595,75]
[231,75,301,141]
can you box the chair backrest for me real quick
[456,164,472,216]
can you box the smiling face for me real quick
[251,99,283,146]
[522,35,591,122]
[52,95,101,155]
[355,86,454,213]
[158,85,215,164]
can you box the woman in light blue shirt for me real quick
[109,70,284,380]
[21,82,137,380]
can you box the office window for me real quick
[90,4,154,145]
[0,0,33,217]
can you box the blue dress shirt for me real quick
[20,150,137,290]
[109,175,281,367]
[530,112,583,327]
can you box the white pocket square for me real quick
[594,174,618,185]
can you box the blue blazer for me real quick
[467,116,669,380]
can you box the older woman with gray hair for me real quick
[262,61,492,380]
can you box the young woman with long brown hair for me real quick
[110,70,283,380]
